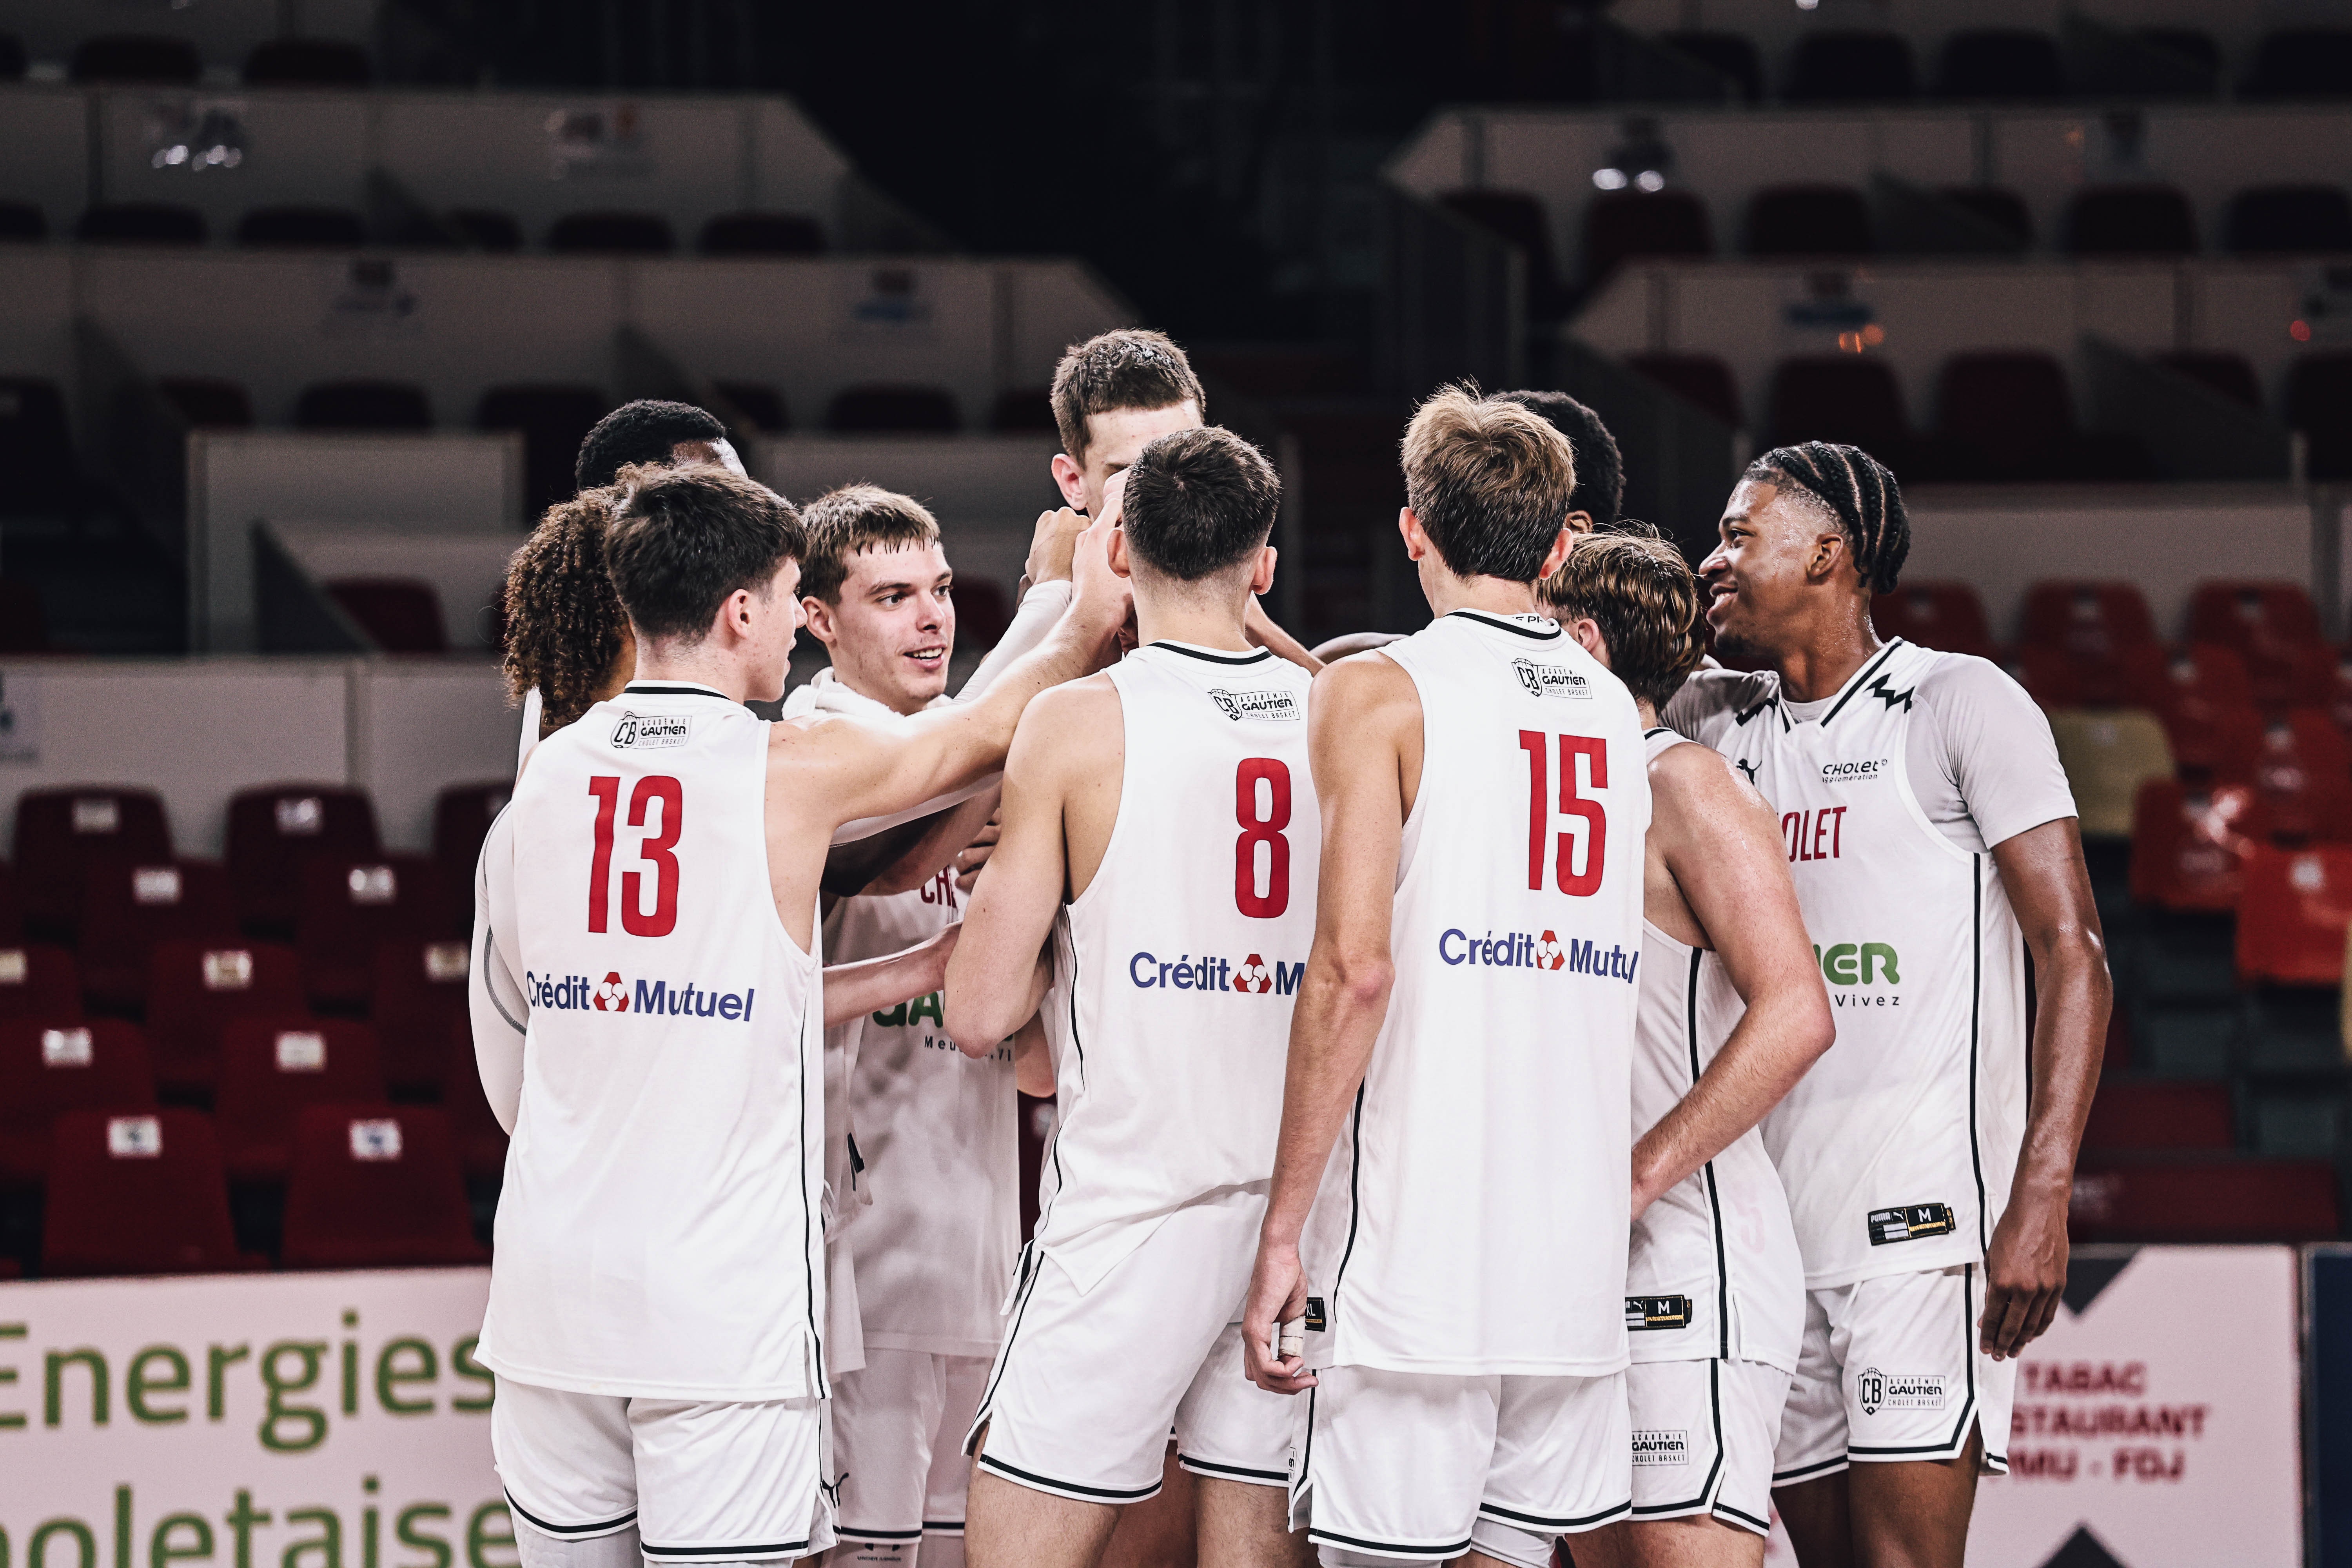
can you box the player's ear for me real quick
[1566,509,1595,535]
[1535,525,1575,582]
[1250,545,1277,597]
[1051,451,1087,512]
[800,594,840,648]
[1806,531,1847,585]
[1397,506,1428,561]
[1105,526,1135,581]
[1570,617,1609,665]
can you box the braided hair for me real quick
[1743,441,1910,594]
[502,486,629,733]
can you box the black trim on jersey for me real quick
[1771,1454,1850,1484]
[1684,950,1733,1363]
[1178,1454,1288,1482]
[1308,1527,1475,1558]
[1849,1264,1982,1460]
[480,922,527,1036]
[1297,1385,1319,1493]
[833,1528,923,1542]
[1630,1358,1726,1517]
[1817,640,1906,728]
[1149,642,1278,666]
[1447,608,1562,641]
[641,1541,809,1559]
[976,1453,1161,1501]
[1480,1499,1633,1530]
[1644,725,1674,739]
[503,1494,638,1537]
[922,1520,966,1534]
[1967,856,1990,1253]
[1715,1501,1772,1534]
[622,682,732,699]
[793,983,827,1397]
[969,1245,1045,1447]
[1327,1085,1369,1324]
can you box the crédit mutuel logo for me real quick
[1206,688,1302,722]
[1440,927,1639,982]
[528,967,757,1020]
[1512,658,1594,700]
[610,712,690,748]
[1129,950,1305,996]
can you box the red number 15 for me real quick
[1519,733,1607,897]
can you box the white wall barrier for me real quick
[0,1270,507,1568]
[0,660,517,859]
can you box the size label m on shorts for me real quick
[1867,1202,1955,1245]
[1625,1294,1692,1330]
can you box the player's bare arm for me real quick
[762,519,1127,950]
[1241,652,1421,1396]
[1632,742,1834,1218]
[822,922,961,1028]
[943,676,1123,1051]
[1981,817,2110,1359]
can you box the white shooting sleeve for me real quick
[468,807,528,1133]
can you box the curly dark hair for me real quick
[502,487,630,733]
[575,399,727,492]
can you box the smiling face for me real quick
[1698,477,1852,661]
[802,541,956,715]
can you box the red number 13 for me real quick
[588,775,684,936]
[1519,733,1607,897]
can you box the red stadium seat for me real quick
[280,1105,486,1268]
[296,856,457,1012]
[11,787,172,941]
[2127,644,2261,783]
[372,938,471,1093]
[2082,1079,2234,1152]
[2236,844,2352,986]
[2128,780,2268,912]
[0,946,82,1022]
[144,940,305,1096]
[1626,354,1743,430]
[0,1020,156,1186]
[2251,712,2352,842]
[2071,1154,2339,1242]
[324,579,448,654]
[1767,357,1913,456]
[76,859,237,1014]
[2019,581,2161,659]
[1870,581,1996,660]
[0,859,21,943]
[226,784,381,936]
[41,1109,244,1276]
[433,781,510,886]
[215,1019,386,1183]
[442,1017,509,1182]
[2186,580,2330,708]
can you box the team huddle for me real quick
[464,332,2112,1568]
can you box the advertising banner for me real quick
[0,1269,505,1568]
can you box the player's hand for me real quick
[1980,1183,2069,1359]
[1067,508,1133,653]
[1024,504,1087,586]
[955,813,1001,894]
[1241,1238,1316,1395]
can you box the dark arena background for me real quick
[0,2,2348,1564]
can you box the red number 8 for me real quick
[1234,758,1291,918]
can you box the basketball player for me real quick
[1541,531,1834,1568]
[1241,387,1649,1568]
[472,464,1125,1567]
[944,427,1317,1568]
[1666,443,2107,1568]
[1498,389,1624,534]
[783,485,1047,1568]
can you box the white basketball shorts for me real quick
[1290,1365,1630,1567]
[1773,1262,2017,1484]
[832,1346,991,1564]
[1625,1358,1790,1537]
[966,1194,1296,1502]
[491,1378,833,1562]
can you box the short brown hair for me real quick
[796,485,942,604]
[503,487,627,730]
[1540,530,1704,709]
[1122,427,1281,581]
[604,464,807,642]
[1399,385,1577,582]
[1051,329,1205,467]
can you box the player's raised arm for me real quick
[1241,650,1418,1395]
[944,679,1112,1051]
[1981,817,2109,1359]
[1632,745,1834,1213]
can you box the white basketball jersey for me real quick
[1628,728,1804,1374]
[1036,642,1318,1292]
[1299,611,1648,1377]
[842,869,1020,1359]
[477,680,829,1401]
[1706,641,2029,1289]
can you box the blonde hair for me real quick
[1399,384,1577,581]
[1540,530,1704,708]
[795,485,942,604]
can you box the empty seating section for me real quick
[227,784,380,933]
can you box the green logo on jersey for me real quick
[1815,942,1900,986]
[873,991,945,1027]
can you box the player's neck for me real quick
[1422,567,1542,622]
[1771,601,1882,704]
[1135,596,1254,654]
[1636,698,1661,729]
[634,645,752,704]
